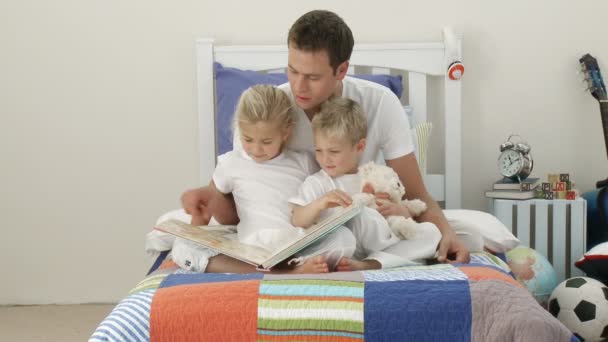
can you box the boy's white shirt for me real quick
[232,76,415,163]
[212,149,319,252]
[289,168,446,268]
[288,170,360,221]
[289,169,420,267]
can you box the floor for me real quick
[0,304,114,342]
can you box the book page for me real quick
[154,220,272,266]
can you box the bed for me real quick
[90,33,578,342]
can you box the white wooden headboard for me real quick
[195,35,462,208]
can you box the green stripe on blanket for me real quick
[257,278,364,339]
[258,318,364,333]
[259,298,363,311]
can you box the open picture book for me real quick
[154,203,362,271]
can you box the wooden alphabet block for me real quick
[560,173,570,182]
[535,188,545,199]
[555,182,566,192]
[557,191,566,199]
[566,191,576,200]
[548,174,559,185]
[544,191,554,200]
[542,182,552,191]
[520,182,531,191]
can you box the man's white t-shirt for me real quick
[233,77,415,163]
[212,149,318,251]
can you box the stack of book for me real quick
[485,177,540,200]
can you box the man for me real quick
[182,10,470,273]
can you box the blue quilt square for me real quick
[160,272,263,288]
[365,280,471,341]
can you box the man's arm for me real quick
[386,153,470,263]
[181,181,239,225]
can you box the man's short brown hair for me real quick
[287,10,354,74]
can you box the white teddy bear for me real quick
[351,162,427,239]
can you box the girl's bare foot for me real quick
[273,255,329,274]
[295,255,329,274]
[336,257,381,272]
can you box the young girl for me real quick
[171,85,356,274]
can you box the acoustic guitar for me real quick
[579,53,608,249]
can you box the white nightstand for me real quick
[488,198,587,282]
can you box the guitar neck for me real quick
[601,100,608,160]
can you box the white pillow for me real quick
[155,208,192,225]
[144,209,189,253]
[443,209,520,253]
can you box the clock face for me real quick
[498,149,523,178]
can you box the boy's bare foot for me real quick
[336,257,381,272]
[273,255,329,274]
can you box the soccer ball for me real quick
[548,277,608,341]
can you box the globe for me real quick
[506,246,559,307]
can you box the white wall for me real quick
[1,0,607,304]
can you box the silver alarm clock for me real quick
[497,135,533,181]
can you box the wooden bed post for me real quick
[444,37,463,209]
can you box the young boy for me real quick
[289,97,442,270]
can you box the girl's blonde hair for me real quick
[234,85,297,130]
[311,97,367,145]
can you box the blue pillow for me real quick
[214,62,404,155]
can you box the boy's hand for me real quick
[362,183,390,200]
[319,190,352,209]
[375,199,412,218]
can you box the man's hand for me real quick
[181,187,212,225]
[436,232,470,264]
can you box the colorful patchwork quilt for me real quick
[90,253,578,342]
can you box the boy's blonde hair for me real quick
[311,97,367,145]
[234,85,296,129]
